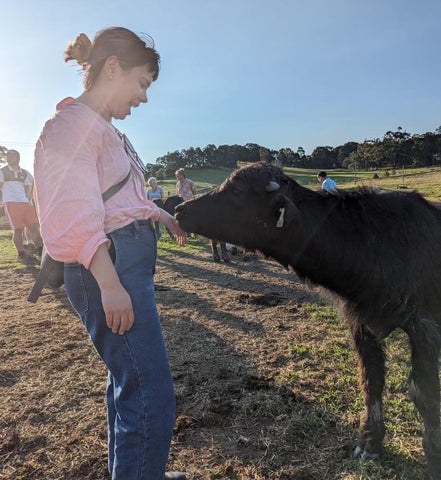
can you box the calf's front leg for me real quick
[350,324,386,459]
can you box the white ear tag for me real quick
[276,207,285,228]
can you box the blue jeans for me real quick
[64,220,175,480]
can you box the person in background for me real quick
[317,170,337,193]
[0,149,42,261]
[146,176,164,238]
[33,27,187,480]
[146,176,164,202]
[175,168,197,201]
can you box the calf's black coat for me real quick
[175,161,441,478]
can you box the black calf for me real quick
[175,161,441,478]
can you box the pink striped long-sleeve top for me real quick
[34,97,160,269]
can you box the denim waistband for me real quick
[123,218,153,228]
[133,219,154,226]
[108,218,154,237]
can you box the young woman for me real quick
[34,27,187,480]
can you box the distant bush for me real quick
[154,168,166,181]
[146,164,166,180]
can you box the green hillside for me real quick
[156,164,441,201]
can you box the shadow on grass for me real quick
[162,310,427,479]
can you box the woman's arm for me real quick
[34,114,109,266]
[89,211,185,334]
[158,209,187,246]
[88,243,134,334]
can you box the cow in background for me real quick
[153,195,183,239]
[175,161,441,479]
[157,195,184,220]
[157,195,229,263]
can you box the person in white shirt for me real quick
[0,150,42,261]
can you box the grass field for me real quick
[156,164,441,201]
[155,168,234,196]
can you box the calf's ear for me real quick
[270,194,299,228]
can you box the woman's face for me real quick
[107,62,155,120]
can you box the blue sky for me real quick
[1,0,440,173]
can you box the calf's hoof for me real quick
[428,462,441,480]
[424,432,441,480]
[165,473,187,480]
[353,445,380,460]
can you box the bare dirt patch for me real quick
[0,247,426,479]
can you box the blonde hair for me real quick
[64,27,160,91]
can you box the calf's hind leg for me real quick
[220,242,230,263]
[210,240,221,262]
[350,324,386,459]
[406,320,441,479]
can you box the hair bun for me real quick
[64,33,92,65]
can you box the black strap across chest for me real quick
[102,170,131,202]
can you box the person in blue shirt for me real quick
[146,177,164,238]
[317,171,337,193]
[146,176,164,201]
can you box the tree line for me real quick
[148,127,441,179]
[1,127,440,176]
[0,146,7,165]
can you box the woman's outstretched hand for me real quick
[159,210,187,246]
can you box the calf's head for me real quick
[175,162,301,252]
